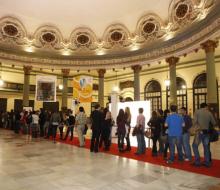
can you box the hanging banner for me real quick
[35,75,57,102]
[73,76,93,102]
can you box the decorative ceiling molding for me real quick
[33,25,64,50]
[69,27,98,51]
[0,0,218,69]
[0,16,27,45]
[102,23,132,49]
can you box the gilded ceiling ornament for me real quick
[136,14,166,43]
[0,17,27,45]
[102,24,132,49]
[33,25,63,50]
[69,27,98,51]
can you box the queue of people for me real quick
[1,102,218,168]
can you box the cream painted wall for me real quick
[0,54,220,114]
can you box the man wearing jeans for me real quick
[165,105,185,164]
[180,107,192,161]
[192,103,216,167]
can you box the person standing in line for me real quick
[157,109,164,154]
[31,111,40,138]
[163,109,170,160]
[50,110,61,143]
[192,103,216,167]
[116,109,126,152]
[180,107,192,161]
[165,105,184,164]
[75,107,87,147]
[45,110,52,138]
[147,111,161,156]
[39,108,46,137]
[124,107,131,151]
[135,108,146,155]
[90,104,103,152]
[103,110,113,151]
[64,110,75,141]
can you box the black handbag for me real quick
[209,128,219,142]
[83,124,88,135]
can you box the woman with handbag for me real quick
[135,108,146,155]
[147,111,161,156]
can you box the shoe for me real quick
[125,147,131,151]
[191,162,201,167]
[163,157,168,160]
[166,160,174,164]
[184,158,192,162]
[134,152,141,155]
[201,162,211,168]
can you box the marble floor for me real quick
[0,129,219,190]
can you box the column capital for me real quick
[166,56,179,66]
[23,65,32,75]
[97,69,106,78]
[61,69,70,77]
[201,40,219,53]
[131,65,142,73]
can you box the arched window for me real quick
[144,80,162,112]
[124,97,133,102]
[166,77,187,110]
[193,73,219,112]
[193,73,207,111]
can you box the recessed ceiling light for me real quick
[24,46,34,53]
[62,50,71,56]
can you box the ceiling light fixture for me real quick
[24,46,34,53]
[58,84,63,90]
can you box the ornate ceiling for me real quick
[0,0,219,70]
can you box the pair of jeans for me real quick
[152,135,159,155]
[77,125,85,146]
[168,136,183,161]
[90,128,101,152]
[192,132,210,165]
[136,133,146,154]
[118,132,125,151]
[182,132,192,160]
[52,125,58,141]
[64,126,74,140]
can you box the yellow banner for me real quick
[73,76,93,102]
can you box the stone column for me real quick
[132,65,142,101]
[166,57,179,106]
[23,66,32,107]
[201,40,219,114]
[61,69,70,109]
[98,69,106,108]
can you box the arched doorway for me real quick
[144,80,162,112]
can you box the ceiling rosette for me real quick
[135,13,166,44]
[69,27,98,51]
[102,24,132,49]
[0,16,27,45]
[33,25,63,50]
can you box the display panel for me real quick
[110,100,151,128]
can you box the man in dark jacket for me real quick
[90,104,104,153]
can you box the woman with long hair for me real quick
[124,107,131,151]
[116,109,126,152]
[147,111,161,156]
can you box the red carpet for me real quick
[54,136,220,179]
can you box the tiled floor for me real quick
[0,129,219,190]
